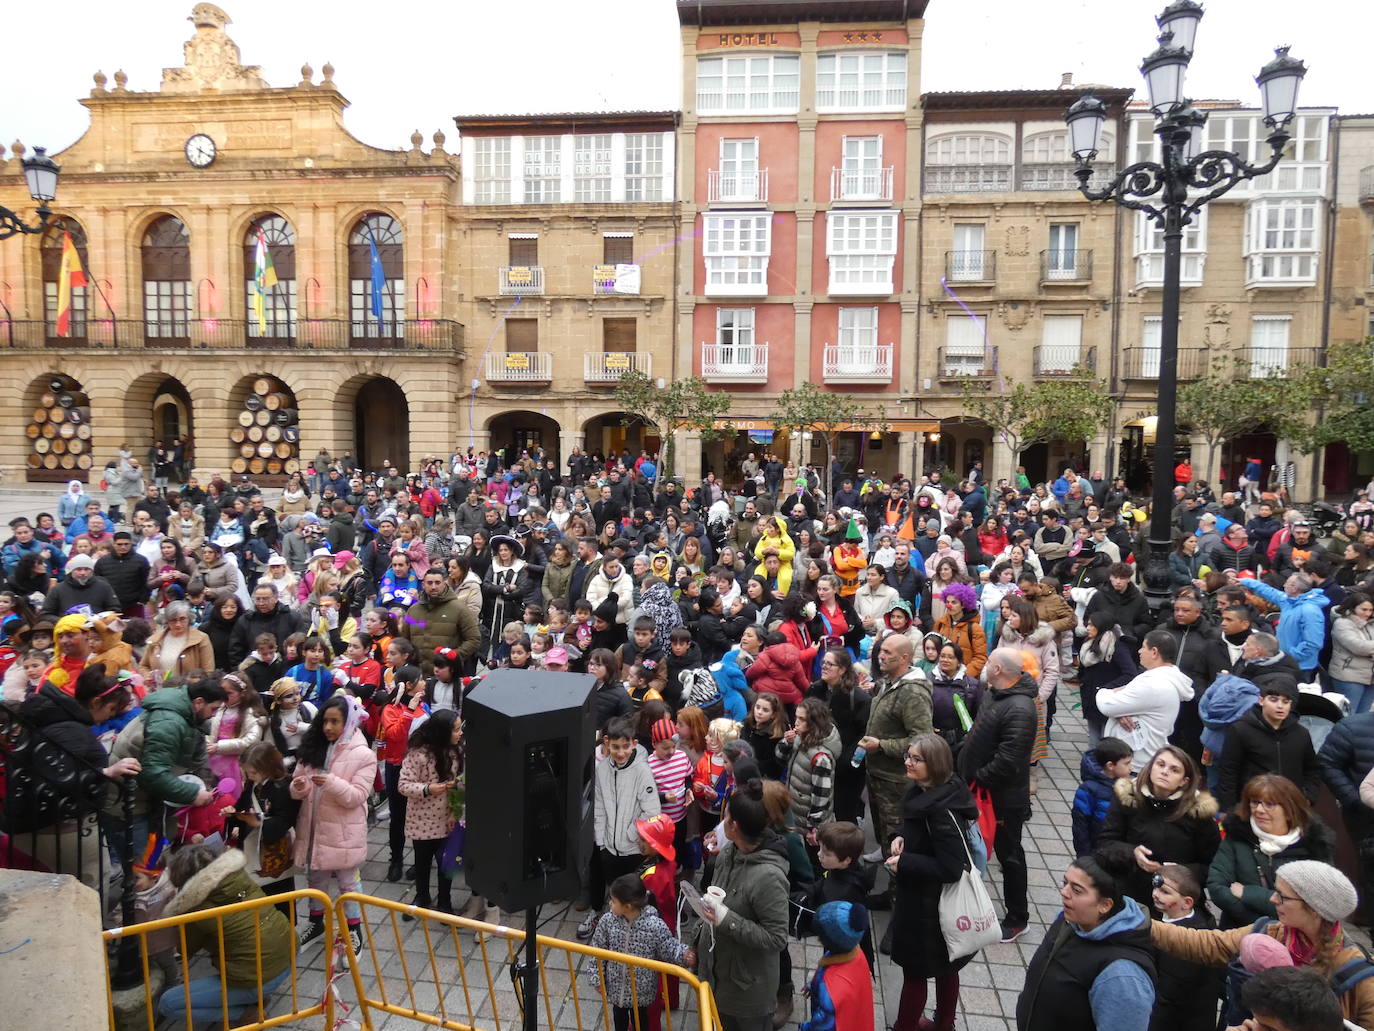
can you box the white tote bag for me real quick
[937,811,1001,960]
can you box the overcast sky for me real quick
[0,0,1367,155]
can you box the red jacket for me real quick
[802,949,873,1031]
[744,642,808,705]
[779,619,819,670]
[377,698,429,765]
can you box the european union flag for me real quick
[368,232,386,320]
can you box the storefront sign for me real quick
[717,32,782,47]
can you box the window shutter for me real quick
[505,318,538,352]
[603,237,633,265]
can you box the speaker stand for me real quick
[521,905,539,1031]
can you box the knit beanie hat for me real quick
[650,717,676,745]
[815,900,869,953]
[1275,860,1358,923]
[593,592,620,623]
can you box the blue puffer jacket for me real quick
[1198,673,1260,759]
[1245,580,1329,672]
[710,648,750,721]
[1318,711,1374,812]
[1072,750,1118,856]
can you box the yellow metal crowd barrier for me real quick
[102,887,336,1031]
[338,892,723,1031]
[102,889,724,1031]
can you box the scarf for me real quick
[1252,818,1301,856]
[281,487,306,504]
[1079,626,1120,667]
[1281,921,1338,967]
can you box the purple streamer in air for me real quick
[940,274,1007,393]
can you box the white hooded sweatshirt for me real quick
[1095,663,1195,767]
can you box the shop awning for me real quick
[712,418,940,433]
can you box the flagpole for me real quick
[72,241,119,347]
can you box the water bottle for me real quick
[850,745,867,769]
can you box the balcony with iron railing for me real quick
[707,169,768,204]
[936,345,999,380]
[701,342,768,382]
[1244,346,1322,378]
[822,343,893,383]
[584,351,652,383]
[1041,249,1093,283]
[0,317,465,352]
[485,351,552,383]
[944,250,996,284]
[1360,166,1374,205]
[499,266,545,296]
[925,164,1013,194]
[1033,345,1096,377]
[830,166,894,203]
[1121,347,1208,381]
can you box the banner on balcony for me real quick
[612,263,641,295]
[504,353,530,370]
[604,352,631,371]
[506,266,535,286]
[593,265,617,291]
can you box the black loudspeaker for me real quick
[463,668,596,912]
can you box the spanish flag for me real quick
[252,227,278,334]
[54,232,86,337]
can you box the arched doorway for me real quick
[1020,438,1088,486]
[124,372,194,478]
[584,411,658,465]
[353,378,408,472]
[488,411,561,468]
[152,379,193,448]
[926,418,991,481]
[1118,417,1193,494]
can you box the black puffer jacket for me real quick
[1161,617,1220,693]
[95,550,152,608]
[1097,776,1221,906]
[40,572,120,618]
[13,683,111,828]
[227,603,304,669]
[1216,706,1320,812]
[1318,712,1374,844]
[1205,539,1259,574]
[890,777,979,977]
[955,673,1037,809]
[1084,581,1154,643]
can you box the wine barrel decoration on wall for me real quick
[230,376,298,479]
[27,376,92,481]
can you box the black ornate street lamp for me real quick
[1065,3,1307,611]
[0,146,61,240]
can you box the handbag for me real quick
[936,811,1001,960]
[439,821,466,877]
[970,782,997,854]
[257,832,294,879]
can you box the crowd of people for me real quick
[4,444,1374,1031]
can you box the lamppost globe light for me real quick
[1256,45,1307,129]
[1065,95,1109,162]
[1177,103,1209,160]
[1156,0,1204,54]
[1140,32,1192,116]
[21,146,60,204]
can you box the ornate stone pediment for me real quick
[161,5,267,93]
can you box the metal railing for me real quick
[103,889,336,1030]
[830,166,894,202]
[499,266,545,296]
[1245,346,1322,378]
[1041,249,1093,282]
[707,169,768,203]
[701,342,768,381]
[945,250,996,283]
[925,164,1013,193]
[823,343,893,382]
[0,317,464,352]
[584,352,652,382]
[1121,346,1207,380]
[1033,344,1097,376]
[937,345,999,379]
[485,351,553,382]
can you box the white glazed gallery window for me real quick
[704,213,771,294]
[523,136,562,204]
[827,211,897,294]
[1245,198,1320,284]
[816,51,906,112]
[1135,208,1207,286]
[624,134,665,202]
[574,135,613,203]
[696,55,800,114]
[473,138,512,205]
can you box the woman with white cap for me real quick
[1150,859,1374,1029]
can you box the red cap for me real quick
[650,717,676,745]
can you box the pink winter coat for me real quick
[290,731,377,871]
[744,641,809,705]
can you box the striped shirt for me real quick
[646,747,694,823]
